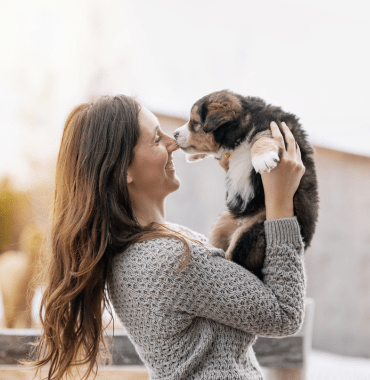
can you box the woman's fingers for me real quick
[296,141,301,161]
[296,143,306,174]
[270,121,286,153]
[280,122,296,154]
[271,121,303,168]
[270,121,284,144]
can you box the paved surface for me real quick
[306,350,370,380]
[260,350,370,380]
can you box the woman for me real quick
[27,94,306,380]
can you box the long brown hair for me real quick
[24,95,197,380]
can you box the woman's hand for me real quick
[261,121,305,220]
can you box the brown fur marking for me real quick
[190,106,201,124]
[209,210,239,253]
[251,136,280,159]
[186,122,219,152]
[208,92,242,116]
[225,211,266,260]
[203,93,242,132]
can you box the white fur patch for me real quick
[252,151,280,174]
[186,153,208,162]
[226,142,254,209]
[174,123,191,149]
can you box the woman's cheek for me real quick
[146,157,166,181]
[135,148,167,185]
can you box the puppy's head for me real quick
[174,90,251,161]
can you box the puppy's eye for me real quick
[193,121,199,127]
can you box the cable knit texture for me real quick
[108,217,306,380]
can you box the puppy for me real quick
[173,90,319,280]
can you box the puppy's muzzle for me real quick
[173,125,190,148]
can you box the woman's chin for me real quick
[172,176,181,191]
[167,175,180,193]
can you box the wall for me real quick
[305,146,370,358]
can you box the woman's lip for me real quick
[165,160,175,169]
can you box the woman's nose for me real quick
[164,134,180,152]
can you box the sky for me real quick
[0,0,369,189]
[126,0,370,155]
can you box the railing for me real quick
[0,298,314,380]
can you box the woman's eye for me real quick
[155,136,163,143]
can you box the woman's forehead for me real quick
[139,106,159,138]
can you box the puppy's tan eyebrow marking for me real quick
[190,106,201,122]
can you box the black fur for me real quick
[191,90,319,281]
[232,221,266,280]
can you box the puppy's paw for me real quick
[186,153,208,162]
[252,151,280,174]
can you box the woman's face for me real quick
[127,106,180,199]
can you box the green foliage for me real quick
[0,177,31,253]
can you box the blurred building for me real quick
[1,0,369,360]
[157,113,370,359]
[306,147,370,358]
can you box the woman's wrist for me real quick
[265,200,294,220]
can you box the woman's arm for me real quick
[148,217,305,337]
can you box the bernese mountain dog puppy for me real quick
[173,90,319,281]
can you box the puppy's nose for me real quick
[173,131,179,140]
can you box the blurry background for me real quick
[0,0,369,370]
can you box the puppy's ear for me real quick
[186,153,208,162]
[203,93,242,133]
[203,114,229,133]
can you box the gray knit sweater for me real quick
[108,217,306,380]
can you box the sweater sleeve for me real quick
[151,216,306,337]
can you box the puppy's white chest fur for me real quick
[225,142,254,209]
